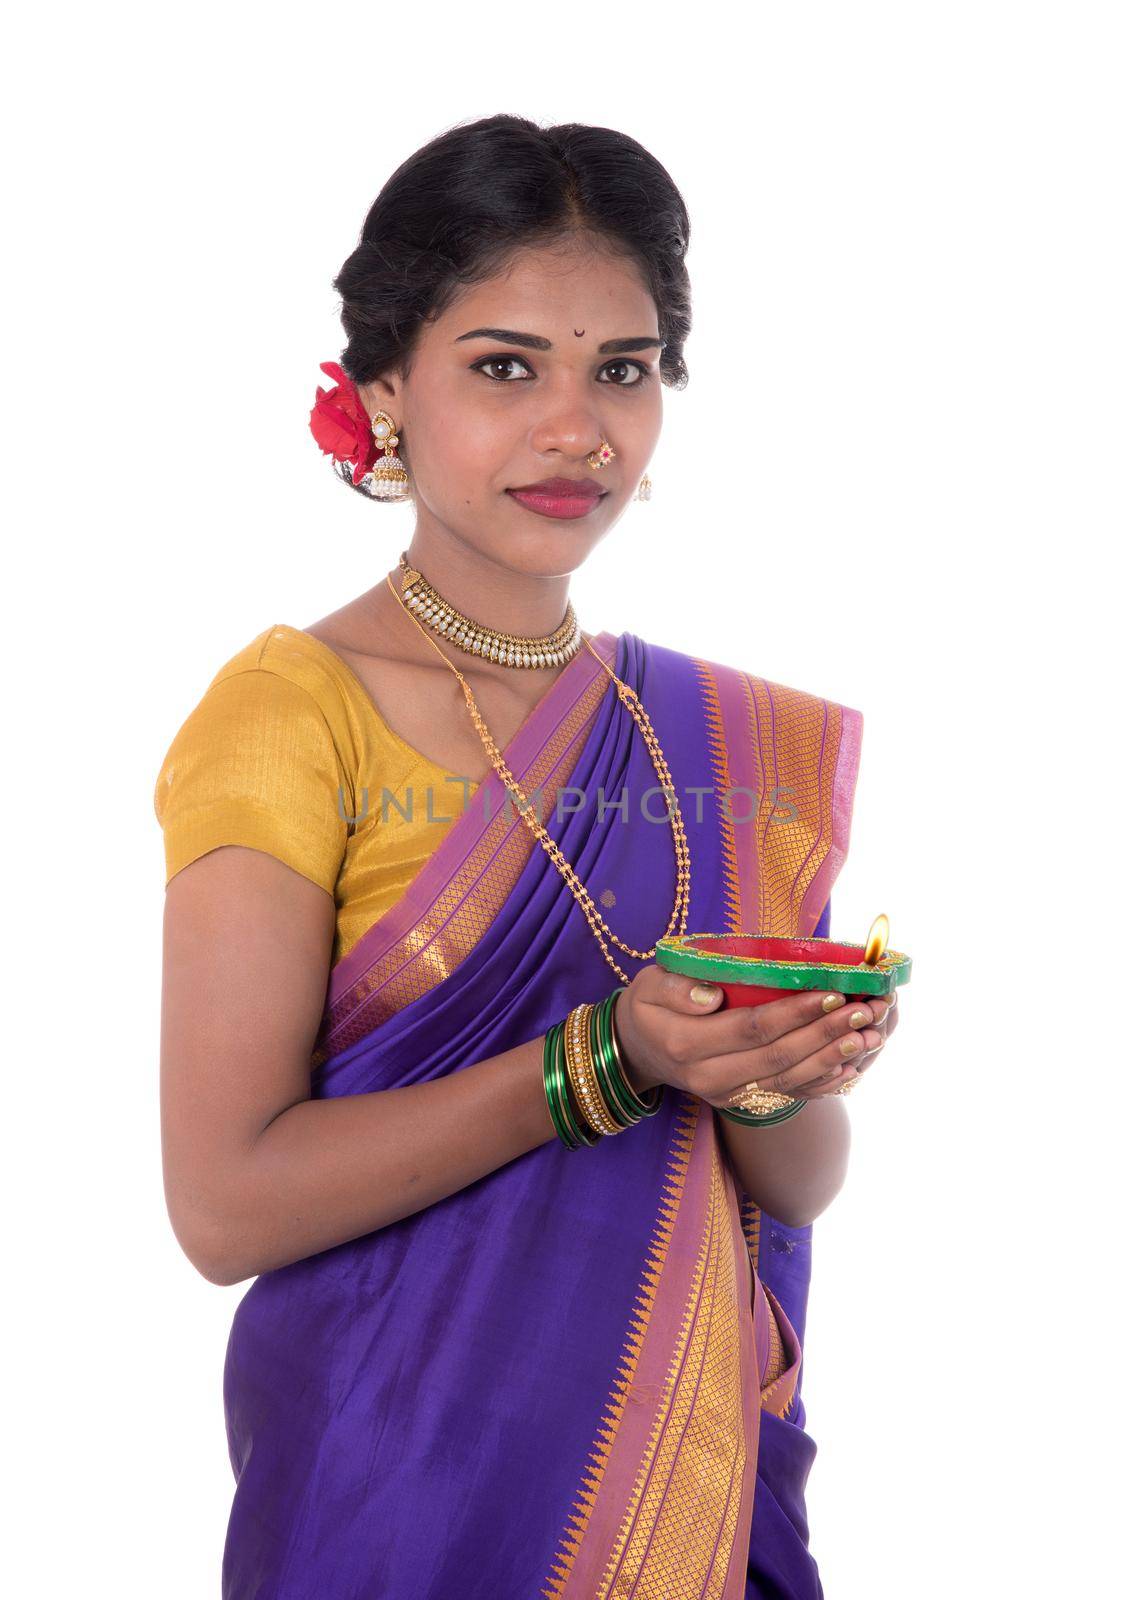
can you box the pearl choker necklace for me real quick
[396,552,582,670]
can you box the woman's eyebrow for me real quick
[454,327,666,354]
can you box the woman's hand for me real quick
[613,963,900,1106]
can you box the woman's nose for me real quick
[529,408,605,458]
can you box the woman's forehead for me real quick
[431,251,656,337]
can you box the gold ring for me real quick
[727,1081,799,1114]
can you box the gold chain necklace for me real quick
[383,565,692,985]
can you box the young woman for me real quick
[155,114,900,1600]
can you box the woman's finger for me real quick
[700,1014,874,1100]
[755,990,901,1097]
[670,985,875,1068]
[728,992,890,1086]
[809,1024,888,1093]
[660,976,902,1100]
[855,1002,899,1071]
[714,986,853,1046]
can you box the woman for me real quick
[154,114,899,1599]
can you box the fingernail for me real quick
[691,984,720,1006]
[849,1008,872,1028]
[840,1035,863,1057]
[821,993,845,1012]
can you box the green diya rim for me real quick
[654,933,912,996]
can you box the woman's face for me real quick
[361,238,663,577]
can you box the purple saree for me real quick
[221,629,862,1599]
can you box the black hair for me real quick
[329,113,691,496]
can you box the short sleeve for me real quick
[153,667,349,892]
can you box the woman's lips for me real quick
[506,485,608,520]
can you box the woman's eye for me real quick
[599,359,648,387]
[473,356,535,382]
[471,356,651,386]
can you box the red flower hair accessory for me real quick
[309,361,376,485]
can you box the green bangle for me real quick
[544,1024,599,1149]
[545,993,667,1149]
[591,992,651,1128]
[716,1098,808,1128]
[602,990,663,1119]
[542,1024,577,1148]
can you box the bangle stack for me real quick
[543,987,665,1150]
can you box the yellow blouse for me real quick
[153,624,480,968]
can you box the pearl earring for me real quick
[358,411,411,501]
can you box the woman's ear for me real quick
[360,374,405,425]
[363,374,412,482]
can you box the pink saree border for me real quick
[541,656,862,1598]
[543,1099,760,1600]
[798,698,863,938]
[700,657,863,942]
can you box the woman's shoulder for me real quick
[169,622,369,759]
[203,623,352,714]
[152,624,367,811]
[152,624,357,889]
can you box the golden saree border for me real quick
[739,1192,797,1416]
[700,657,860,1410]
[542,659,861,1595]
[695,659,859,940]
[541,1096,759,1600]
[757,1280,804,1422]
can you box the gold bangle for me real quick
[564,1004,623,1137]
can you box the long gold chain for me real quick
[383,568,691,985]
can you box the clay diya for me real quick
[653,915,912,1124]
[654,914,911,1009]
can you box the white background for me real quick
[5,3,1123,1594]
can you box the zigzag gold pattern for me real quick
[693,667,744,934]
[758,1283,801,1419]
[542,1094,701,1598]
[736,1192,790,1412]
[541,1094,751,1598]
[592,1131,747,1598]
[718,664,844,1423]
[542,657,846,1593]
[738,672,841,937]
[738,1191,762,1276]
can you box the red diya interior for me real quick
[691,935,871,1009]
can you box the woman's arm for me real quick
[711,988,898,1227]
[714,1097,852,1229]
[160,845,560,1287]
